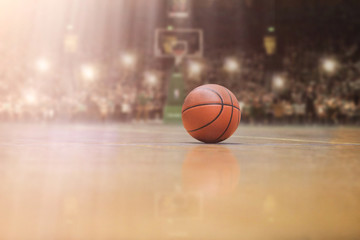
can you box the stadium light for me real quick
[273,75,285,89]
[81,65,96,81]
[121,54,136,67]
[189,61,202,76]
[268,26,275,33]
[67,24,74,31]
[35,58,50,73]
[322,58,337,73]
[24,90,38,105]
[145,72,158,86]
[224,58,239,73]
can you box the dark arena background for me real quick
[0,0,360,239]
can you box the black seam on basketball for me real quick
[216,89,234,141]
[182,103,240,113]
[188,88,223,133]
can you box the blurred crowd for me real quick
[0,38,360,125]
[202,36,360,125]
[0,45,166,123]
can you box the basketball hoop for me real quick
[174,50,185,66]
[154,28,203,60]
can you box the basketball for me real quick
[182,84,241,143]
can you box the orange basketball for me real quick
[182,84,241,143]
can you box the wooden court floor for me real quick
[0,123,359,240]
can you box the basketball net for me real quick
[174,50,185,66]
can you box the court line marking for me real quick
[0,141,359,147]
[1,127,360,146]
[233,135,360,145]
[110,128,360,146]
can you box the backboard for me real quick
[154,28,204,59]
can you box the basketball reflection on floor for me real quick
[155,146,240,223]
[182,146,240,197]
